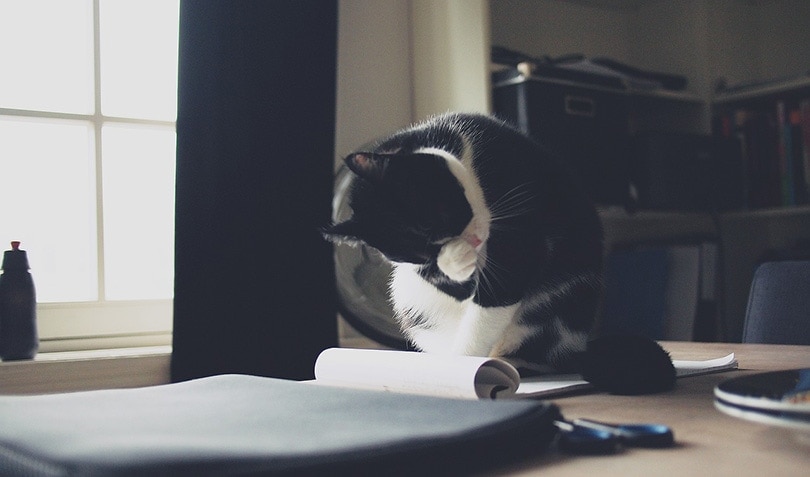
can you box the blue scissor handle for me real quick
[554,420,621,454]
[554,419,675,454]
[572,419,675,448]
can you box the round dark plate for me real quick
[714,369,810,431]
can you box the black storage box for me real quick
[493,67,632,206]
[630,132,744,212]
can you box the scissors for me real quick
[554,418,674,454]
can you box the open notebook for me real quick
[312,348,739,399]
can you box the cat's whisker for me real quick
[476,257,509,297]
[488,184,538,223]
[475,268,497,298]
[490,209,533,223]
[489,183,535,211]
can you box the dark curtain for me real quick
[172,0,338,382]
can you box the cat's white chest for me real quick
[389,264,518,356]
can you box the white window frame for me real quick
[0,0,174,352]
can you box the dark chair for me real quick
[742,260,810,345]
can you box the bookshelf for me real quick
[711,79,810,341]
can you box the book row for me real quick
[714,98,810,209]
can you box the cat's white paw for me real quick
[437,238,478,282]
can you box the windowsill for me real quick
[0,345,172,395]
[37,300,173,353]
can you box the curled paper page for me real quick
[313,348,520,399]
[673,353,737,377]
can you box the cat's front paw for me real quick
[437,238,478,282]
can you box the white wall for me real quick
[490,0,634,65]
[748,0,810,84]
[490,0,810,98]
[335,0,491,163]
[335,0,414,161]
[629,1,713,97]
[410,0,491,119]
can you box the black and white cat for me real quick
[323,113,604,372]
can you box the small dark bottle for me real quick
[0,241,38,361]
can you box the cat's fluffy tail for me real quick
[576,334,676,395]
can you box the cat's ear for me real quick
[344,152,389,183]
[321,219,364,246]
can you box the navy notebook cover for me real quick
[0,374,559,476]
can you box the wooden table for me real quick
[491,342,810,476]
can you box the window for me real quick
[0,0,179,351]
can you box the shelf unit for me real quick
[489,0,810,342]
[713,77,810,106]
[712,77,810,209]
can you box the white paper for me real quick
[515,375,592,398]
[673,353,738,377]
[313,348,520,399]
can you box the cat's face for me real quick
[323,152,473,265]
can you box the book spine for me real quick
[801,99,810,202]
[776,100,795,206]
[733,109,751,209]
[789,107,807,204]
[765,111,782,207]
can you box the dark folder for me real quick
[0,374,560,476]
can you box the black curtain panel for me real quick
[172,0,338,382]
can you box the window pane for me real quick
[0,117,98,302]
[0,0,94,114]
[102,124,175,300]
[99,0,179,121]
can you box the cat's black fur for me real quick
[323,113,604,371]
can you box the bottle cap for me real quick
[2,241,31,270]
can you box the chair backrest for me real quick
[742,260,810,345]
